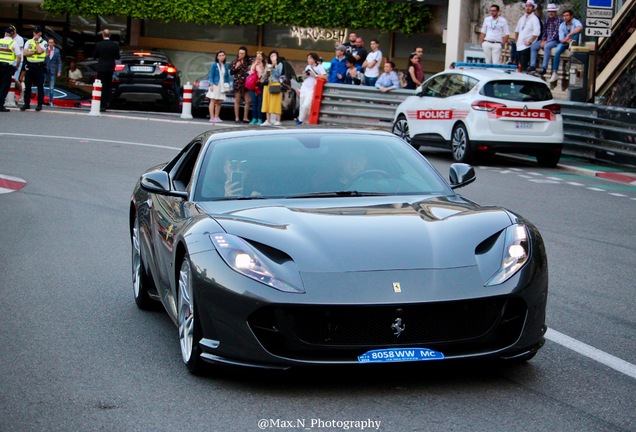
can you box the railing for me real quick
[315,83,636,167]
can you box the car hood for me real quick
[198,196,513,273]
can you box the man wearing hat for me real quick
[20,25,48,111]
[528,3,563,74]
[328,44,348,84]
[0,27,22,112]
[514,0,541,72]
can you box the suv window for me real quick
[445,74,479,97]
[481,80,553,102]
[421,75,448,98]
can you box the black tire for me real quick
[536,151,561,168]
[451,123,473,163]
[178,255,207,375]
[132,215,156,310]
[392,115,414,147]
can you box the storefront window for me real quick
[144,20,258,45]
[22,3,65,20]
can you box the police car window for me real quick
[481,80,552,102]
[422,75,448,98]
[445,74,478,97]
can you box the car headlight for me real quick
[211,233,304,293]
[485,224,529,286]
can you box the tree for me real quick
[41,0,432,34]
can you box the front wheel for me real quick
[178,255,206,374]
[451,123,473,163]
[392,115,414,147]
[132,215,156,310]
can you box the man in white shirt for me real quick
[362,39,382,87]
[514,0,541,72]
[479,5,510,64]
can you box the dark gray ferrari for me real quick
[130,128,548,374]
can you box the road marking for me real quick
[0,133,181,150]
[546,329,636,380]
[0,174,27,194]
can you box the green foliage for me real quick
[41,0,432,34]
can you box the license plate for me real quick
[357,348,445,363]
[130,66,154,72]
[515,121,533,129]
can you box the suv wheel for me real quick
[451,123,473,163]
[392,115,413,147]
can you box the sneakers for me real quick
[257,119,263,125]
[526,66,536,73]
[209,117,222,123]
[249,119,257,125]
[273,121,282,126]
[549,72,558,83]
[537,67,546,75]
[296,120,303,125]
[260,120,272,126]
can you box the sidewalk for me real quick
[558,155,636,186]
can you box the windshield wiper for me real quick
[212,196,266,201]
[285,191,389,198]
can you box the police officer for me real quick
[21,25,47,111]
[0,27,22,112]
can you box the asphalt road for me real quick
[1,110,634,432]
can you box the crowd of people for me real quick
[199,32,429,125]
[479,1,583,83]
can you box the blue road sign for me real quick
[588,0,613,9]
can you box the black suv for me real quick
[111,50,182,112]
[191,58,299,120]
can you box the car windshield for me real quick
[481,80,553,102]
[194,133,451,201]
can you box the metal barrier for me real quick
[317,83,636,167]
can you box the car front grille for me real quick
[248,298,527,360]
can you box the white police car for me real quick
[392,64,564,167]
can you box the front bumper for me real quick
[190,250,548,369]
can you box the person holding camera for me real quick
[296,52,327,125]
[260,50,284,126]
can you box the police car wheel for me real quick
[392,116,412,146]
[451,123,473,163]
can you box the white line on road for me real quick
[546,328,636,379]
[0,133,181,150]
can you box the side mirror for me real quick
[449,163,476,189]
[140,171,188,199]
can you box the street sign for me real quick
[585,28,612,37]
[587,0,613,8]
[586,18,612,27]
[587,8,614,17]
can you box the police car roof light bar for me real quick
[454,63,518,70]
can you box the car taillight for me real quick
[471,100,506,111]
[160,65,177,74]
[114,64,125,71]
[543,103,561,114]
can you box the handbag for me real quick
[205,88,214,99]
[268,84,282,94]
[245,72,259,91]
[221,82,230,93]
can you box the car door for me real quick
[406,74,452,140]
[149,140,203,311]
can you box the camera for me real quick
[304,70,311,77]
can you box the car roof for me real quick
[436,67,547,84]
